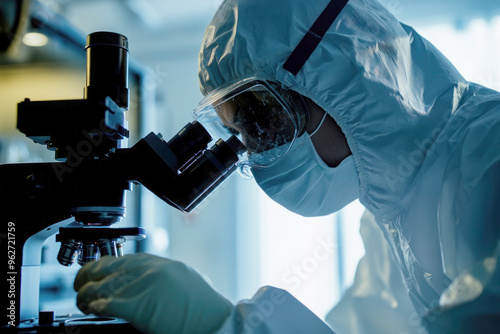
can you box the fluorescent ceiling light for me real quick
[22,32,49,47]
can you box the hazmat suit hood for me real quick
[198,0,468,218]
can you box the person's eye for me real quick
[223,124,240,136]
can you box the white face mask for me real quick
[251,131,360,217]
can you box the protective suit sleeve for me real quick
[214,286,334,334]
[326,210,425,334]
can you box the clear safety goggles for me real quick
[193,78,309,175]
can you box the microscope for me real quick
[0,32,245,332]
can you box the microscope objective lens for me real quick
[98,239,118,257]
[57,241,82,267]
[78,243,99,266]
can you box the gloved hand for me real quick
[74,253,233,334]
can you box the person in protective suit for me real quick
[74,0,500,333]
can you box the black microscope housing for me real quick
[0,31,244,332]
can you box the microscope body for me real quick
[0,31,244,331]
[0,93,133,327]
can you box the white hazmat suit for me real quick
[198,0,500,332]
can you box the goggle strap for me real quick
[283,0,349,76]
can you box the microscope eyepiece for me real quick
[167,121,212,170]
[225,135,246,156]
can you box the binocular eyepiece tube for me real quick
[142,121,246,212]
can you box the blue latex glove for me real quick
[74,253,233,334]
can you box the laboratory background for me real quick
[1,0,500,321]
